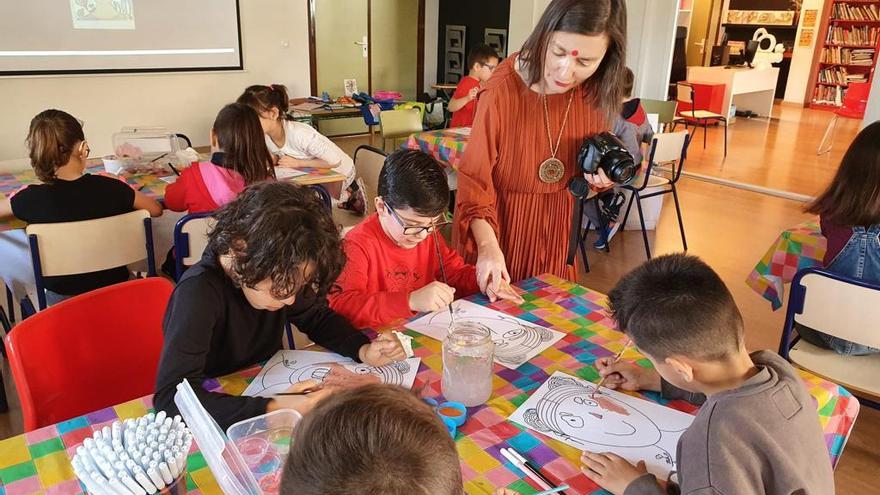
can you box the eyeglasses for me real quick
[386,204,450,236]
[481,63,497,71]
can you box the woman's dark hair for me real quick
[212,103,275,184]
[237,84,289,120]
[519,0,628,122]
[806,121,880,226]
[282,384,464,495]
[608,254,743,362]
[468,43,500,70]
[26,109,86,183]
[207,181,344,298]
[378,149,450,217]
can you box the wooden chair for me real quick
[378,108,423,152]
[332,145,388,236]
[172,212,215,281]
[25,210,156,310]
[779,268,880,408]
[640,99,677,132]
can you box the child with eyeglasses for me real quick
[329,149,522,328]
[448,44,500,128]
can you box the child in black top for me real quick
[153,181,405,429]
[0,109,162,303]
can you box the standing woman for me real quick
[454,0,626,295]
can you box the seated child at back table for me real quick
[153,182,405,429]
[0,109,162,306]
[280,383,531,495]
[164,102,274,213]
[581,254,833,495]
[448,44,500,128]
[329,149,521,328]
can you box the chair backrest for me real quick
[779,268,880,358]
[839,82,870,119]
[634,131,690,190]
[675,82,697,118]
[26,210,155,309]
[379,108,423,140]
[5,277,173,431]
[173,212,215,280]
[354,145,388,215]
[640,99,677,125]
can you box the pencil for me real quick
[432,227,455,325]
[273,387,321,396]
[534,486,570,495]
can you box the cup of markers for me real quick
[71,410,192,495]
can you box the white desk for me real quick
[687,66,780,123]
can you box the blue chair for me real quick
[779,268,880,408]
[26,210,156,310]
[172,211,215,281]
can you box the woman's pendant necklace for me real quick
[539,91,575,184]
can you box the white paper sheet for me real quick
[509,371,694,478]
[242,350,420,397]
[404,300,564,369]
[274,167,309,180]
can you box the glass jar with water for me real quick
[441,322,495,407]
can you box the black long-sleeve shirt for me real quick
[153,251,369,429]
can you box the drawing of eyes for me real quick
[573,397,598,407]
[559,412,584,428]
[502,328,524,339]
[352,365,372,375]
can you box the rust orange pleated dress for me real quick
[453,55,607,282]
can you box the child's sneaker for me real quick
[593,226,610,250]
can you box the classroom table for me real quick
[0,275,859,495]
[746,220,826,310]
[404,127,470,170]
[288,98,365,135]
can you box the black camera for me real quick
[568,132,637,198]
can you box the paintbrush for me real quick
[432,226,456,326]
[592,338,631,398]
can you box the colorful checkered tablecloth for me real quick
[404,128,470,170]
[0,275,859,495]
[746,220,827,310]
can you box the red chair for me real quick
[4,278,173,431]
[817,82,870,155]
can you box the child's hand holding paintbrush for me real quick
[593,342,663,393]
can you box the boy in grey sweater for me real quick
[581,254,834,495]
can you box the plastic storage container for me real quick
[111,127,189,173]
[174,379,302,495]
[227,410,302,495]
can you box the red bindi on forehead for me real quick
[571,49,579,57]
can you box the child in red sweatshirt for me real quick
[329,150,521,328]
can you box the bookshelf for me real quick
[808,0,880,108]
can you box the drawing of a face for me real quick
[493,324,553,364]
[524,377,661,448]
[349,361,411,386]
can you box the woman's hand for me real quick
[476,241,511,299]
[359,332,407,366]
[486,280,524,305]
[585,168,615,190]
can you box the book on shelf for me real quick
[826,25,879,45]
[812,85,846,107]
[821,46,876,64]
[831,3,880,22]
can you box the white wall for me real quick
[863,72,880,128]
[0,0,310,167]
[784,0,826,103]
[626,0,679,100]
[424,0,440,94]
[508,0,678,100]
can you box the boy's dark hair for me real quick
[622,67,635,98]
[519,0,628,123]
[207,181,344,298]
[806,121,880,226]
[237,84,289,120]
[608,254,743,361]
[468,43,500,70]
[378,149,449,216]
[212,103,275,184]
[26,109,86,183]
[282,384,463,495]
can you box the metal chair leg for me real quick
[633,192,651,259]
[671,185,687,251]
[702,120,708,149]
[817,115,838,155]
[722,118,728,157]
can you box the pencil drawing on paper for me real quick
[405,300,564,369]
[510,371,694,477]
[242,350,420,397]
